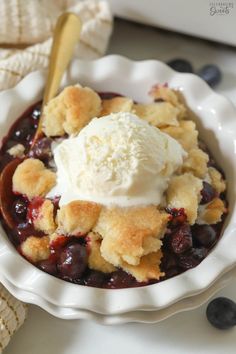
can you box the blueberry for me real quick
[58,243,88,280]
[29,137,52,163]
[162,252,178,270]
[197,64,222,87]
[84,270,107,288]
[167,59,193,73]
[192,224,217,247]
[206,297,236,329]
[12,198,28,221]
[14,119,35,142]
[31,106,41,120]
[107,270,136,289]
[38,259,57,275]
[200,181,217,204]
[169,224,192,254]
[164,267,180,279]
[178,247,207,270]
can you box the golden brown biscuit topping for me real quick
[12,158,56,199]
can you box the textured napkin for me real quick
[0,0,113,351]
[0,0,113,90]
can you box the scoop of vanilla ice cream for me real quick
[50,112,186,207]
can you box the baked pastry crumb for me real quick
[208,167,226,194]
[122,250,164,282]
[197,198,226,224]
[161,120,198,152]
[166,172,203,224]
[94,206,169,267]
[7,143,25,158]
[21,236,50,262]
[43,85,102,136]
[181,148,209,178]
[12,158,56,199]
[57,201,101,236]
[87,232,116,273]
[33,199,57,234]
[100,97,133,116]
[149,85,187,119]
[134,102,179,127]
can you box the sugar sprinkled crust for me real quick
[100,97,133,116]
[21,236,50,262]
[166,173,203,225]
[87,232,116,273]
[33,200,57,234]
[43,85,102,136]
[12,158,56,199]
[94,206,169,267]
[57,201,101,236]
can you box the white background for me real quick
[5,19,236,354]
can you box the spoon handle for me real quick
[35,12,82,140]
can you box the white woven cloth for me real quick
[0,285,27,353]
[0,0,113,351]
[0,0,113,90]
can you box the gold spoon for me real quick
[0,12,82,228]
[33,12,82,143]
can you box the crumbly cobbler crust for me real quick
[87,232,116,273]
[42,85,102,136]
[149,85,187,119]
[207,167,226,194]
[13,158,56,199]
[21,235,50,262]
[57,201,101,236]
[161,120,198,152]
[180,148,209,178]
[133,102,180,127]
[121,250,164,282]
[94,206,169,267]
[33,199,57,234]
[100,97,133,116]
[166,173,203,225]
[197,198,226,225]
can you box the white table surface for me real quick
[5,19,236,354]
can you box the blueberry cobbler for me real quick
[0,84,227,289]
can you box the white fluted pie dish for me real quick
[0,55,235,322]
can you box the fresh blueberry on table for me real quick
[197,64,222,87]
[206,297,236,329]
[167,59,193,73]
